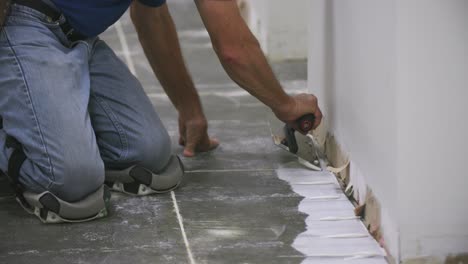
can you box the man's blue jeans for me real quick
[0,5,172,202]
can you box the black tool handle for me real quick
[296,114,316,133]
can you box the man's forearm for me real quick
[130,2,203,118]
[216,38,293,115]
[195,0,293,116]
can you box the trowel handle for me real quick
[296,114,315,133]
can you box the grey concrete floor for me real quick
[0,1,387,264]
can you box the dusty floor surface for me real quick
[0,1,387,263]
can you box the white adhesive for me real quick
[319,216,360,221]
[322,233,369,239]
[294,181,335,185]
[305,195,342,201]
[276,167,387,262]
[186,169,275,174]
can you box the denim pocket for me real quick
[10,14,59,29]
[8,5,60,29]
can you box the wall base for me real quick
[318,130,398,264]
[404,254,468,264]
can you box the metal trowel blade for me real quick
[269,123,322,171]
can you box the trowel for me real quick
[270,114,322,171]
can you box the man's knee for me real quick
[50,157,105,203]
[131,128,172,172]
[104,127,178,196]
[1,131,104,203]
[3,136,109,223]
[19,159,109,223]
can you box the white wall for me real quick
[396,0,468,259]
[309,0,468,262]
[239,0,308,61]
[309,0,401,258]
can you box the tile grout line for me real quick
[114,21,138,77]
[0,196,14,201]
[171,191,196,264]
[114,22,195,263]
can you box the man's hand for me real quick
[131,3,218,157]
[273,94,323,132]
[178,115,219,157]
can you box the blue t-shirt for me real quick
[51,0,166,37]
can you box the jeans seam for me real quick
[91,94,129,162]
[4,29,56,182]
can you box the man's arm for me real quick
[130,2,218,157]
[195,0,322,128]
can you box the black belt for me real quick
[13,0,87,42]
